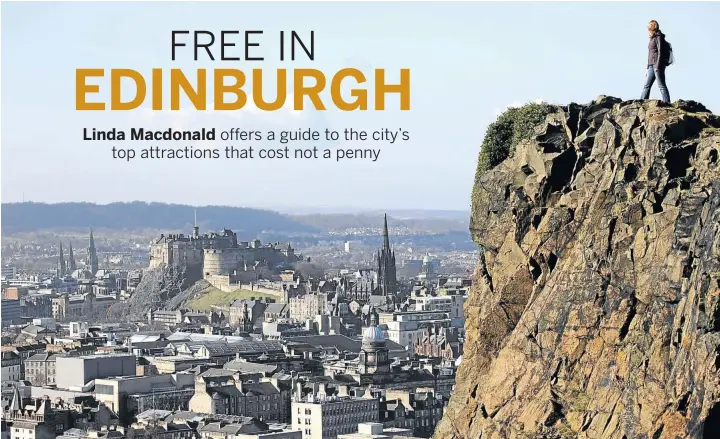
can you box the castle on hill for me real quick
[148,218,301,287]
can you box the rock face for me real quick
[108,264,206,322]
[435,97,720,439]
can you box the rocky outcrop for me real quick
[108,264,206,322]
[435,97,720,439]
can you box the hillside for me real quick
[291,213,469,233]
[0,201,319,235]
[182,285,278,311]
[435,97,720,438]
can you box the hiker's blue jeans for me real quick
[640,65,670,104]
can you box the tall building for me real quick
[376,214,397,298]
[68,242,77,271]
[86,229,99,275]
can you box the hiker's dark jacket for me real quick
[647,31,666,68]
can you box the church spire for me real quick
[376,214,397,298]
[382,214,391,252]
[68,242,77,271]
[58,242,66,276]
[87,228,99,275]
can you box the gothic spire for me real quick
[58,242,66,276]
[87,228,99,275]
[376,214,397,298]
[68,242,77,271]
[382,213,390,251]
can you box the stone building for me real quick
[264,303,289,321]
[413,326,463,363]
[291,384,379,439]
[24,353,61,387]
[227,299,269,329]
[320,319,456,395]
[1,351,22,382]
[1,343,46,379]
[289,293,329,322]
[51,292,116,320]
[188,371,287,422]
[149,225,300,289]
[382,389,445,438]
[4,390,65,439]
[148,227,231,270]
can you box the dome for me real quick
[362,325,385,345]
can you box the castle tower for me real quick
[376,214,397,298]
[68,242,77,271]
[86,229,99,275]
[57,242,66,277]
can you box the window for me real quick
[95,384,115,395]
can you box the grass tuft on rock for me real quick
[471,102,552,213]
[475,102,552,178]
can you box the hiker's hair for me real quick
[648,20,660,33]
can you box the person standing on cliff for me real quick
[640,20,671,104]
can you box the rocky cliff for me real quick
[435,97,720,439]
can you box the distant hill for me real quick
[290,213,469,233]
[0,202,320,235]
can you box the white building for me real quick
[291,387,379,439]
[413,295,465,321]
[383,311,451,355]
[338,423,416,439]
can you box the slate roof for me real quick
[242,382,280,396]
[264,303,288,315]
[223,361,277,375]
[175,340,283,357]
[26,353,61,362]
[284,334,407,357]
[198,419,268,434]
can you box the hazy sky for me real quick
[2,2,719,211]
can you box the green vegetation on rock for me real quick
[471,102,552,215]
[474,102,552,179]
[183,283,279,311]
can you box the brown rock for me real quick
[436,97,720,439]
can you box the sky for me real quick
[2,1,719,212]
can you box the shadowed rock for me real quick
[436,97,720,439]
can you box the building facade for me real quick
[291,391,379,439]
[24,353,60,386]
